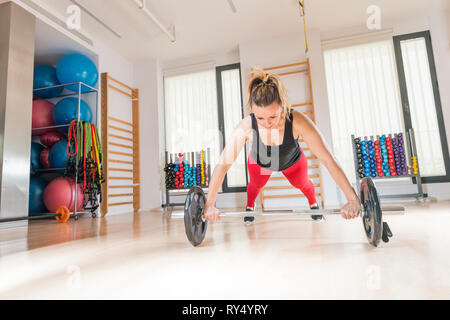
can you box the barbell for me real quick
[184,177,401,247]
[0,206,71,224]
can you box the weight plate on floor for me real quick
[55,206,70,223]
[360,177,382,247]
[184,186,207,247]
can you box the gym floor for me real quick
[0,200,449,299]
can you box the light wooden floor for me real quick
[0,200,449,299]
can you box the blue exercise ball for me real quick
[29,176,49,215]
[31,142,44,171]
[33,65,63,99]
[53,97,92,125]
[56,54,98,92]
[49,139,69,169]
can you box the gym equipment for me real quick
[201,150,205,185]
[356,134,410,178]
[163,149,211,208]
[56,53,98,93]
[0,206,70,224]
[65,120,104,216]
[33,65,63,99]
[40,147,51,169]
[31,142,44,171]
[49,139,69,169]
[32,100,56,135]
[164,162,176,189]
[351,130,426,202]
[43,177,84,213]
[165,151,208,190]
[184,177,400,247]
[53,97,93,126]
[40,131,66,147]
[29,176,49,215]
[55,206,71,223]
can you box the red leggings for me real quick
[246,152,317,208]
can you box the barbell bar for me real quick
[184,177,398,248]
[199,206,404,218]
[0,206,71,224]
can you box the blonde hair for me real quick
[246,68,291,118]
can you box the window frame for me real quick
[215,63,248,193]
[393,31,450,183]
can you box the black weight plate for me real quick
[360,177,382,247]
[184,186,207,246]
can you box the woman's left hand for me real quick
[340,199,361,220]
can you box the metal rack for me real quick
[31,81,99,220]
[162,148,211,208]
[351,128,427,201]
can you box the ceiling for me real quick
[34,18,98,66]
[8,0,450,63]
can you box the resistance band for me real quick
[67,121,78,157]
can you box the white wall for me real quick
[94,40,136,215]
[133,59,162,211]
[448,8,450,43]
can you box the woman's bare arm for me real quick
[292,111,359,219]
[205,116,252,209]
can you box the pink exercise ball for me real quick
[40,148,51,169]
[40,131,66,147]
[43,177,84,213]
[32,100,55,136]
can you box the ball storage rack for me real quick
[162,148,211,208]
[28,81,99,221]
[351,127,427,201]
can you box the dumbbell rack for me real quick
[351,128,426,200]
[162,148,211,208]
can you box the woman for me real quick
[204,69,360,222]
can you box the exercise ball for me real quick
[40,148,51,169]
[43,177,83,212]
[53,97,92,125]
[49,139,69,169]
[32,100,56,136]
[56,54,98,93]
[33,65,63,99]
[40,131,66,147]
[29,176,49,215]
[31,142,44,171]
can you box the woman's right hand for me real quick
[203,205,220,222]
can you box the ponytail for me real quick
[246,68,291,118]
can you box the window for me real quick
[163,63,247,192]
[216,64,248,192]
[323,31,450,184]
[323,39,405,184]
[393,31,450,183]
[164,67,221,170]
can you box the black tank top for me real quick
[250,112,302,171]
